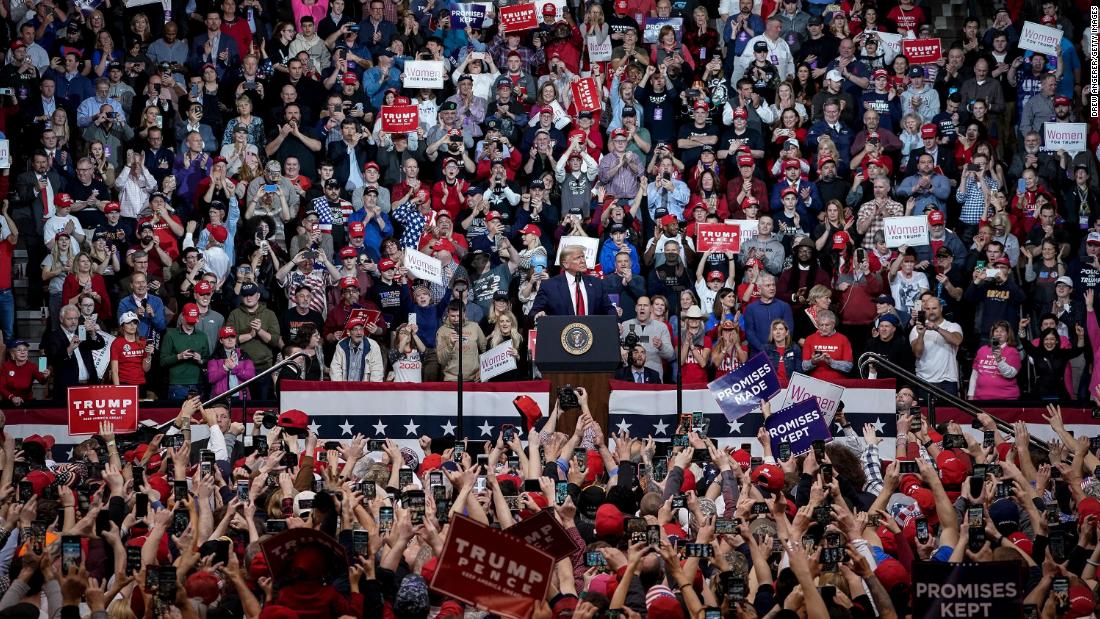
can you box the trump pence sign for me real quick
[68,385,139,435]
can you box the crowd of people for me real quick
[0,0,1093,406]
[0,0,1095,615]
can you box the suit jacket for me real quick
[45,328,105,399]
[326,139,374,188]
[904,146,958,180]
[614,365,662,383]
[530,273,616,317]
[188,33,240,74]
[13,169,65,236]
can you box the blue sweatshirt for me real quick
[744,298,795,354]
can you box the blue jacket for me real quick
[744,298,794,355]
[598,240,641,275]
[117,294,168,339]
[765,342,802,379]
[347,209,393,261]
[806,120,853,163]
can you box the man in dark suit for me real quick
[614,345,662,383]
[903,123,958,181]
[14,150,65,307]
[326,119,373,190]
[530,244,616,318]
[187,11,241,76]
[45,304,105,402]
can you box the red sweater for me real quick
[0,361,47,403]
[431,179,470,220]
[61,273,113,318]
[801,331,853,382]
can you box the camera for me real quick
[622,324,639,350]
[558,385,580,410]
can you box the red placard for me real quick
[505,508,581,560]
[696,223,741,252]
[260,528,348,581]
[430,514,554,619]
[499,3,538,33]
[344,307,382,330]
[570,77,601,113]
[380,104,420,133]
[901,38,942,64]
[67,385,139,435]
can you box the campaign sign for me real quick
[913,561,1023,619]
[696,223,742,252]
[499,3,538,33]
[505,509,580,560]
[430,514,555,619]
[403,60,446,89]
[869,30,903,63]
[901,38,942,64]
[777,373,845,425]
[0,140,10,168]
[344,307,382,331]
[764,398,831,456]
[883,215,929,248]
[480,341,518,381]
[404,247,443,284]
[554,236,599,268]
[450,3,488,28]
[380,104,419,133]
[68,385,139,435]
[1019,21,1063,57]
[1043,122,1087,155]
[726,219,759,243]
[643,17,683,44]
[707,352,781,421]
[260,528,348,582]
[588,37,613,62]
[570,77,601,113]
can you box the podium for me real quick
[534,315,620,434]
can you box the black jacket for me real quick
[615,365,662,383]
[45,328,105,400]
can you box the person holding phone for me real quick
[0,340,50,406]
[159,303,211,400]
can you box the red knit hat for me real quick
[594,503,624,538]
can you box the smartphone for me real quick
[575,448,587,473]
[126,546,142,575]
[404,490,426,525]
[726,575,747,601]
[398,468,414,488]
[523,479,541,493]
[1016,178,1027,194]
[646,524,661,547]
[685,543,714,558]
[453,442,465,461]
[967,506,984,528]
[751,501,770,515]
[236,481,249,503]
[983,430,995,449]
[263,183,278,193]
[502,424,515,444]
[671,495,687,509]
[812,440,826,461]
[626,517,647,544]
[899,460,919,474]
[173,481,188,502]
[1046,504,1060,525]
[158,566,177,600]
[428,471,444,488]
[210,539,230,565]
[379,506,394,531]
[265,519,287,533]
[995,483,1012,499]
[476,454,489,469]
[654,457,668,481]
[915,518,930,543]
[1053,576,1070,609]
[704,609,722,619]
[943,434,966,449]
[367,439,386,452]
[200,461,212,476]
[715,518,736,534]
[352,529,370,556]
[170,509,189,536]
[1050,531,1067,561]
[968,476,983,498]
[555,480,569,505]
[18,480,34,502]
[585,551,607,567]
[820,463,834,483]
[136,492,149,518]
[778,441,791,462]
[61,535,82,572]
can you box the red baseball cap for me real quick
[780,187,798,198]
[194,281,213,295]
[927,209,945,225]
[339,276,359,290]
[659,214,678,226]
[104,201,121,214]
[920,123,938,139]
[277,409,309,431]
[348,221,366,237]
[206,224,228,243]
[706,270,724,282]
[832,231,851,249]
[218,325,237,339]
[54,193,74,208]
[543,2,557,14]
[610,127,628,139]
[379,258,396,271]
[751,464,785,493]
[339,246,357,259]
[737,154,754,167]
[732,107,748,119]
[692,100,709,112]
[519,224,541,236]
[181,303,200,324]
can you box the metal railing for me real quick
[857,352,1051,455]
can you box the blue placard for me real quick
[707,352,781,421]
[764,398,831,456]
[450,3,489,28]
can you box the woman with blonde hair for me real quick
[710,318,748,379]
[126,13,154,55]
[770,82,809,124]
[486,311,527,381]
[388,322,426,382]
[50,108,73,150]
[42,234,80,327]
[765,319,800,388]
[222,95,266,148]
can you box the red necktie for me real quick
[574,276,586,316]
[40,178,49,218]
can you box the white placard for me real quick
[479,341,518,381]
[869,30,903,64]
[404,247,443,284]
[883,215,929,248]
[587,37,613,62]
[1018,21,1063,57]
[772,372,847,425]
[554,236,599,268]
[1043,122,1087,155]
[402,60,445,89]
[726,219,759,243]
[0,140,9,169]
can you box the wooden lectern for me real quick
[534,315,621,433]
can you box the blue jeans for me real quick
[0,289,13,344]
[167,384,201,401]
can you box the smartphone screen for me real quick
[555,481,569,505]
[61,536,82,572]
[352,529,370,556]
[136,492,149,518]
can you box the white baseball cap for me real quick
[119,311,139,325]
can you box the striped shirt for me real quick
[955,175,1000,225]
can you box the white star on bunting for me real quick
[440,420,457,436]
[727,419,744,434]
[616,418,632,434]
[307,421,321,435]
[339,420,355,436]
[372,419,388,436]
[478,420,494,437]
[653,419,669,436]
[404,419,420,436]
